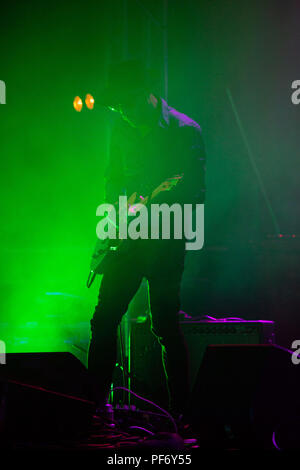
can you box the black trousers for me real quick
[88,237,190,414]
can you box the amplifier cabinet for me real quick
[126,319,275,409]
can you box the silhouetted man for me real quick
[88,60,206,419]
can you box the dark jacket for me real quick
[105,98,206,206]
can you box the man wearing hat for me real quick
[88,59,206,421]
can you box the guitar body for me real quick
[86,174,183,287]
[86,237,122,287]
[90,237,118,273]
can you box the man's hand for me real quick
[151,174,184,199]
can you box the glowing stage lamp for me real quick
[85,93,95,110]
[73,96,83,112]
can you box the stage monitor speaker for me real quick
[0,352,90,399]
[0,353,93,442]
[190,344,300,449]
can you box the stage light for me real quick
[73,96,83,112]
[85,93,95,110]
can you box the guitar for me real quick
[86,174,183,287]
